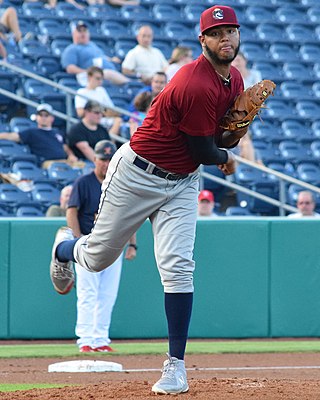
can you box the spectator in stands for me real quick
[0,5,22,43]
[121,25,168,85]
[26,0,85,10]
[107,0,140,5]
[231,51,263,164]
[231,51,262,90]
[67,100,120,162]
[128,71,167,113]
[75,65,121,130]
[287,191,320,218]
[61,21,130,87]
[165,46,193,82]
[0,103,77,165]
[129,91,153,137]
[46,184,73,217]
[198,190,218,217]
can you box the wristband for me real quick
[128,244,138,250]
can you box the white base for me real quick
[48,360,123,373]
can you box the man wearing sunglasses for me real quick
[67,100,118,162]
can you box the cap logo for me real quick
[213,8,224,20]
[104,147,112,155]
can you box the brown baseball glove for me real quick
[220,80,276,132]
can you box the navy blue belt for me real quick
[133,156,188,181]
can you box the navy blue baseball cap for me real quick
[94,140,117,160]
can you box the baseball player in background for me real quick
[50,5,248,395]
[67,140,137,353]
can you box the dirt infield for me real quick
[0,353,320,399]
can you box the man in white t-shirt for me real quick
[288,190,320,218]
[121,25,168,85]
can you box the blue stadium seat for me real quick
[234,164,270,185]
[100,20,130,39]
[54,2,85,20]
[311,120,320,139]
[245,6,276,24]
[16,205,44,217]
[0,71,19,109]
[114,38,137,60]
[87,4,122,19]
[121,5,153,22]
[241,42,269,62]
[0,184,31,206]
[307,7,320,25]
[257,147,282,164]
[22,2,54,19]
[281,119,314,143]
[162,22,192,41]
[51,38,72,57]
[239,24,259,42]
[251,61,284,82]
[266,162,295,181]
[9,117,37,133]
[0,205,12,217]
[182,4,207,23]
[37,56,62,77]
[19,38,52,61]
[0,140,30,161]
[31,182,61,208]
[152,3,181,22]
[283,62,315,82]
[275,6,304,24]
[47,162,81,186]
[269,43,300,63]
[278,141,314,165]
[310,140,320,160]
[23,78,56,101]
[285,24,317,44]
[280,81,313,100]
[264,99,298,120]
[225,206,254,216]
[11,161,46,181]
[248,182,279,216]
[38,18,70,38]
[300,44,320,64]
[58,77,80,91]
[301,0,319,5]
[296,100,320,120]
[250,120,283,143]
[296,162,320,186]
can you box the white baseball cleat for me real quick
[151,354,189,395]
[50,227,75,295]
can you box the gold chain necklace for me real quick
[214,69,231,85]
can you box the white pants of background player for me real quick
[74,142,200,294]
[75,253,123,349]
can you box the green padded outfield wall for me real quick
[1,218,320,339]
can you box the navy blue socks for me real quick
[165,292,193,360]
[56,238,78,262]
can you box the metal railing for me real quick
[1,60,319,215]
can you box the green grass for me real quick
[0,383,70,392]
[1,340,320,358]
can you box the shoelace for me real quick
[161,356,178,381]
[52,263,74,279]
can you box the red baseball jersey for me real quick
[130,54,243,174]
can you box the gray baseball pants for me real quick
[73,142,200,293]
